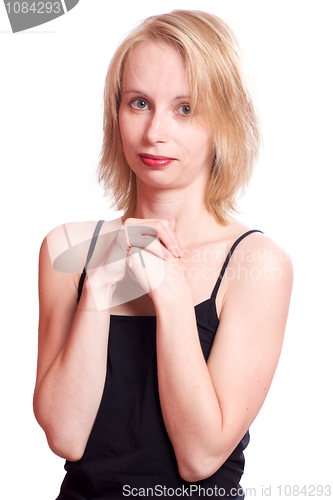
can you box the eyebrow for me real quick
[123,89,190,100]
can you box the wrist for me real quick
[80,274,116,311]
[151,280,193,313]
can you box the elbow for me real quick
[33,398,86,461]
[33,406,86,462]
[46,433,86,462]
[177,453,225,483]
[42,424,86,462]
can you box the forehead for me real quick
[122,41,189,97]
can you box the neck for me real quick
[130,181,218,247]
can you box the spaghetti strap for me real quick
[210,229,263,301]
[77,220,105,301]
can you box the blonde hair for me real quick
[98,10,261,224]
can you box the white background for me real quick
[1,1,332,498]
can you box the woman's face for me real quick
[118,42,214,193]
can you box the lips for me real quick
[139,153,175,168]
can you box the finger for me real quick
[127,247,165,293]
[123,223,157,238]
[117,226,157,253]
[123,230,164,259]
[159,219,182,257]
[123,224,131,253]
[124,226,157,245]
[126,250,150,293]
[123,224,171,260]
[137,249,153,292]
[100,227,165,267]
[126,219,182,258]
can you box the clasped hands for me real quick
[86,218,184,310]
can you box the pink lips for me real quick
[139,153,175,167]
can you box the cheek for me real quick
[187,129,213,162]
[118,109,127,140]
[118,114,133,154]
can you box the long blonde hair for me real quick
[98,10,261,224]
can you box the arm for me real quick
[151,234,293,482]
[33,236,113,461]
[33,219,179,461]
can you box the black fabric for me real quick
[57,228,263,500]
[77,220,105,302]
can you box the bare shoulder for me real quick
[222,226,293,306]
[38,217,123,349]
[233,229,292,278]
[208,218,293,307]
[42,218,122,275]
[211,223,293,372]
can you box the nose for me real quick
[143,111,170,144]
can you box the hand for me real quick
[86,218,182,309]
[124,218,186,301]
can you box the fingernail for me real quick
[177,247,183,258]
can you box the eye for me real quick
[131,99,149,110]
[177,104,191,116]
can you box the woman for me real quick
[33,10,293,499]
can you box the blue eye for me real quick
[178,104,191,115]
[132,99,148,110]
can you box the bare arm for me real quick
[148,234,293,482]
[33,219,179,461]
[33,236,113,461]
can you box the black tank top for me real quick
[56,223,262,500]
